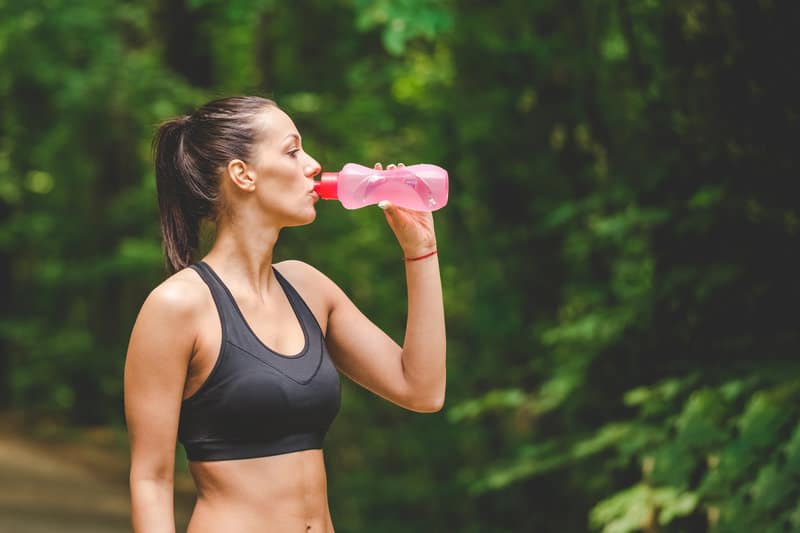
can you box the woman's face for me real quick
[246,107,322,226]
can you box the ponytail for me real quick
[152,96,277,274]
[153,117,205,274]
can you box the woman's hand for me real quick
[374,162,437,258]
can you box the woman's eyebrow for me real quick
[283,133,301,144]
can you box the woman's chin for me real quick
[288,207,317,227]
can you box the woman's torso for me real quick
[187,450,334,532]
[178,260,338,532]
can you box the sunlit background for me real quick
[1,0,799,532]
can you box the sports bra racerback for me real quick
[178,261,341,462]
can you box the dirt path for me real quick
[0,424,194,532]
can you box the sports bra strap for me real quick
[188,262,232,339]
[189,261,323,383]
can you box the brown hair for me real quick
[152,96,277,274]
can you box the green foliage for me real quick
[353,0,453,55]
[587,377,800,532]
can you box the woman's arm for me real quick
[325,249,445,412]
[310,163,446,412]
[124,277,200,533]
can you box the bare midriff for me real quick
[186,449,334,533]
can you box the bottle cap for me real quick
[313,173,339,200]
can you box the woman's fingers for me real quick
[375,162,406,170]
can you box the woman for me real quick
[123,96,446,533]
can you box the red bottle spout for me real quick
[313,173,339,200]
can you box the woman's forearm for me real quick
[400,253,446,411]
[130,478,176,533]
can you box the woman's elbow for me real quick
[408,391,446,413]
[129,458,175,485]
[422,396,445,413]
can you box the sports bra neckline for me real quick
[196,260,310,359]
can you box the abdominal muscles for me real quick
[186,449,334,533]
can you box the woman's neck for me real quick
[203,216,282,297]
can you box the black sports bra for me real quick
[178,261,341,461]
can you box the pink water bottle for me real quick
[313,163,449,211]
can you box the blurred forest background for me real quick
[1,0,799,531]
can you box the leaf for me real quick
[447,388,528,422]
[688,186,724,209]
[658,490,699,525]
[590,484,651,533]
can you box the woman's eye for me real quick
[288,149,300,158]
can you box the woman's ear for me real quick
[226,159,256,192]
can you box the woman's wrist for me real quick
[404,249,438,262]
[403,245,438,262]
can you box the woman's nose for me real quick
[304,157,321,177]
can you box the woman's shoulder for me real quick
[141,265,210,320]
[275,259,332,285]
[126,266,208,359]
[274,260,341,301]
[274,258,318,277]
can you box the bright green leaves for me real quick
[24,170,54,195]
[447,388,528,423]
[353,0,453,55]
[589,376,800,531]
[602,32,629,62]
[391,45,454,107]
[591,485,699,533]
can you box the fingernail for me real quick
[378,200,390,210]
